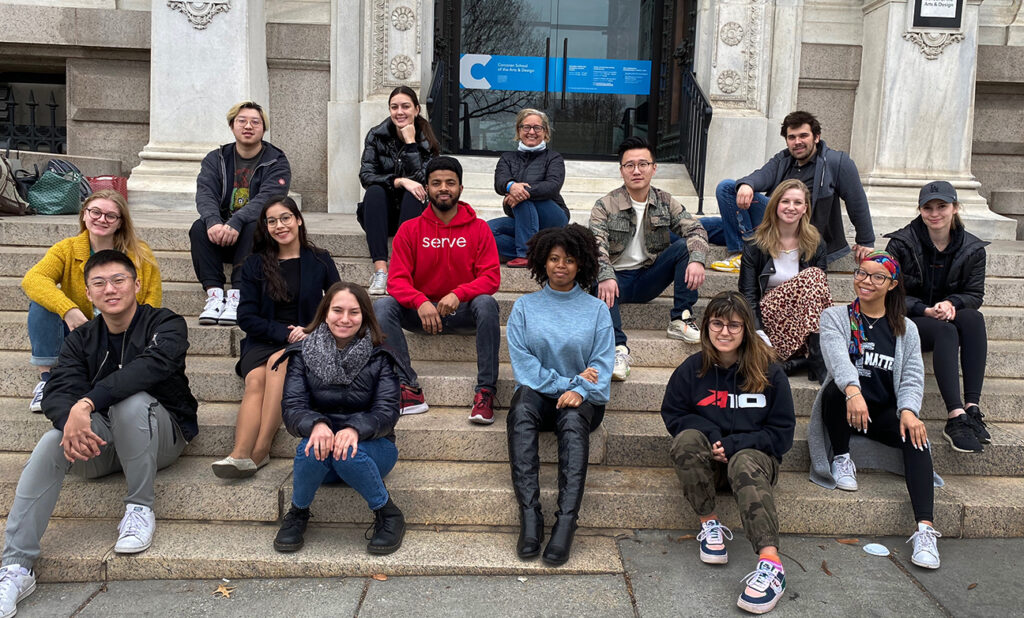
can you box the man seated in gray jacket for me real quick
[702,111,874,272]
[0,250,198,618]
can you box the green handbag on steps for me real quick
[27,169,83,215]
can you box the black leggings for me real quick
[188,218,258,289]
[357,185,426,262]
[912,309,987,412]
[821,382,934,522]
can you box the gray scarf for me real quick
[301,323,374,386]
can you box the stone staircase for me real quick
[2,211,1024,583]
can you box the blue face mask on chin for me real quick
[518,141,547,152]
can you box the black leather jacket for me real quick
[279,344,401,442]
[884,217,988,316]
[738,239,827,329]
[359,118,434,207]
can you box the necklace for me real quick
[863,315,884,330]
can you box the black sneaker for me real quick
[274,504,310,552]
[943,415,984,453]
[964,406,992,444]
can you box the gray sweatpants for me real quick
[2,392,186,570]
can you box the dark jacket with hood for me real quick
[279,342,401,442]
[42,304,199,441]
[884,216,988,316]
[661,352,795,461]
[359,118,435,208]
[738,238,828,329]
[236,246,341,356]
[737,140,873,261]
[493,148,569,219]
[195,141,291,231]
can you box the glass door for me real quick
[453,0,658,158]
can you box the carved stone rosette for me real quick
[167,0,231,30]
[902,31,965,60]
[710,0,770,109]
[370,0,422,93]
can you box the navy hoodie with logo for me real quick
[661,352,795,461]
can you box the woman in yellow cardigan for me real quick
[21,189,161,412]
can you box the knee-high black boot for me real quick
[507,389,544,559]
[806,333,827,385]
[543,406,594,566]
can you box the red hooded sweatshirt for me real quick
[387,201,500,309]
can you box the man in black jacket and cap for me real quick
[0,250,198,616]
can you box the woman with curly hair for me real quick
[505,223,615,566]
[661,291,794,614]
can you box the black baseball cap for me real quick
[918,181,957,207]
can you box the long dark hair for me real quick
[304,281,384,346]
[525,224,600,290]
[252,196,312,302]
[698,292,775,393]
[389,86,440,156]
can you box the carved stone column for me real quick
[328,0,425,213]
[128,0,269,210]
[850,0,1014,239]
[695,0,804,205]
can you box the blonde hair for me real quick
[514,108,552,143]
[226,101,269,131]
[753,179,821,262]
[80,190,156,268]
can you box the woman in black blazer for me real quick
[211,196,341,478]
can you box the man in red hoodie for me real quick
[373,156,501,424]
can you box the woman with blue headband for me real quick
[807,251,943,570]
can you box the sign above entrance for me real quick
[460,54,651,96]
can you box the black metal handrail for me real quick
[0,87,67,154]
[678,71,712,214]
[426,60,446,148]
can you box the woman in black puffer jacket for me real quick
[273,282,406,555]
[358,85,440,294]
[489,108,569,267]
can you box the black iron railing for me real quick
[0,87,67,154]
[678,70,712,214]
[426,60,446,149]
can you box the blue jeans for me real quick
[700,179,771,253]
[595,238,698,348]
[373,294,500,393]
[28,301,70,366]
[290,437,398,511]
[488,199,568,259]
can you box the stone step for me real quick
[4,353,1024,422]
[7,518,623,583]
[0,453,1018,537]
[2,400,1020,477]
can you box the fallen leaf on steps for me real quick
[371,573,388,581]
[212,584,235,598]
[517,576,528,583]
[821,561,832,576]
[968,583,978,590]
[836,538,860,545]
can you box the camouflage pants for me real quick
[670,429,780,553]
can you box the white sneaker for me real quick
[368,270,388,295]
[199,288,226,325]
[218,289,240,326]
[697,519,733,564]
[29,380,45,413]
[114,503,156,554]
[0,565,35,618]
[907,522,941,569]
[667,310,701,344]
[831,453,858,491]
[612,345,631,381]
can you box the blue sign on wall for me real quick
[460,54,651,96]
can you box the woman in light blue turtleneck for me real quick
[505,223,615,567]
[490,109,569,267]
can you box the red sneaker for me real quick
[506,257,529,268]
[468,389,496,424]
[399,385,429,415]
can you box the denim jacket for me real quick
[589,185,708,282]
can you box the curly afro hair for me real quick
[525,223,601,289]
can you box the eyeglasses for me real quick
[519,124,544,134]
[265,213,295,227]
[234,117,263,128]
[620,161,653,172]
[853,268,893,286]
[708,319,744,334]
[87,274,134,291]
[84,207,121,223]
